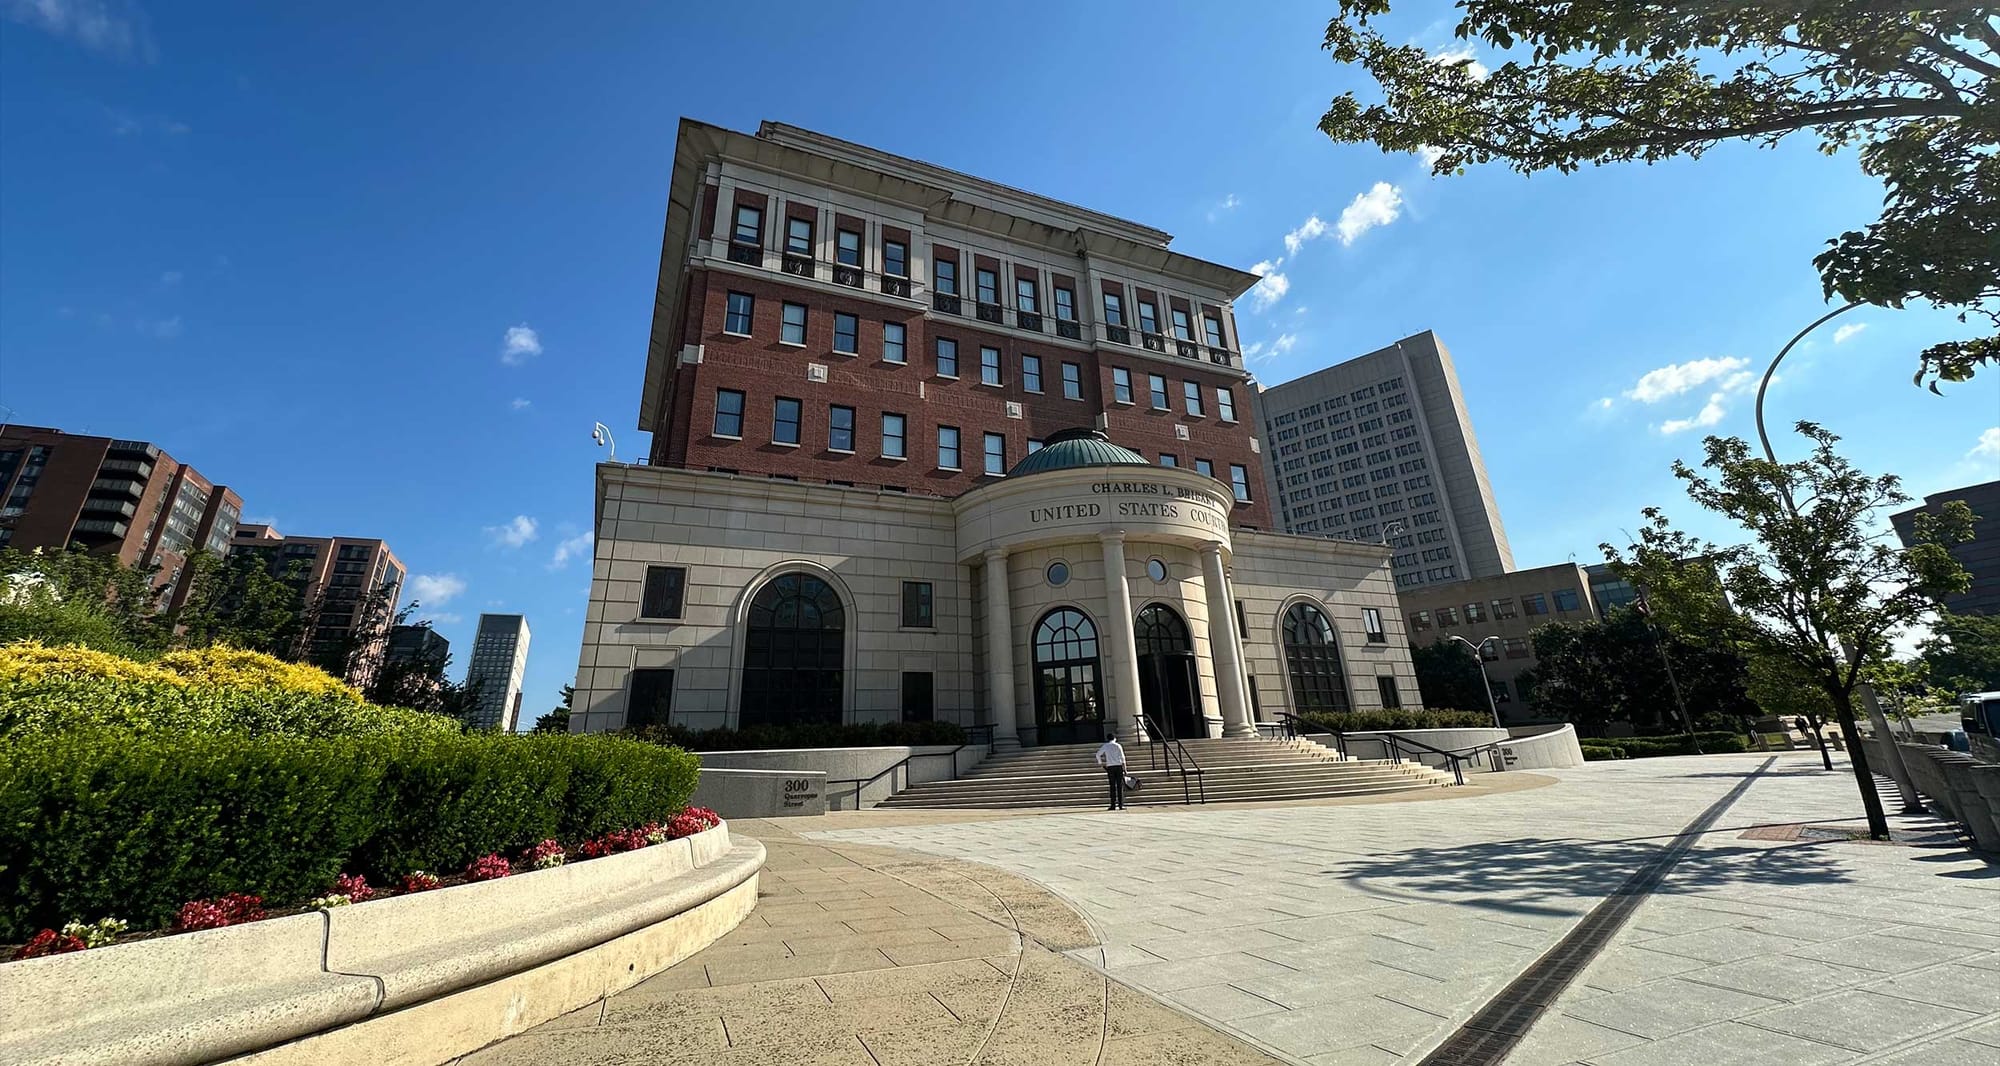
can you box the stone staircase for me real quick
[877,735,1457,809]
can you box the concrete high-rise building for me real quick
[1256,331,1514,592]
[229,524,404,683]
[466,613,531,731]
[385,624,451,672]
[1893,479,2000,617]
[0,425,242,610]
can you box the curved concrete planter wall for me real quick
[0,822,763,1066]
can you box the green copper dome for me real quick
[1007,428,1149,477]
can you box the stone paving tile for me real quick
[1586,1021,1855,1066]
[1559,976,1788,1038]
[1783,929,1985,973]
[1229,995,1445,1056]
[1634,925,1816,964]
[1868,1037,2000,1066]
[1742,988,1983,1052]
[1164,982,1291,1021]
[1864,962,2000,1014]
[1502,1012,1650,1066]
[1574,944,1713,993]
[1673,953,1879,1001]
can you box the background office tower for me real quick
[466,613,531,731]
[0,425,242,611]
[1257,331,1514,591]
[1893,479,2000,617]
[229,524,405,683]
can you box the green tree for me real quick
[1920,610,2000,692]
[1745,651,1837,769]
[1527,610,1757,738]
[1605,422,1973,837]
[0,545,167,652]
[531,684,574,734]
[1318,3,1998,388]
[1410,639,1492,713]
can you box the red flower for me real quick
[13,929,87,959]
[464,853,511,881]
[521,839,566,869]
[331,873,374,903]
[173,893,266,932]
[399,871,443,893]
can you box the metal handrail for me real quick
[821,725,997,808]
[1137,713,1206,805]
[1330,728,1505,785]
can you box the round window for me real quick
[1147,558,1169,583]
[1046,561,1070,587]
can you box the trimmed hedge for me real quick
[627,719,968,751]
[0,641,454,740]
[0,730,698,940]
[1296,708,1494,733]
[1581,744,1626,761]
[1580,732,1750,761]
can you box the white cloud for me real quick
[159,270,181,285]
[1271,333,1299,355]
[1207,193,1240,221]
[484,514,539,548]
[1336,183,1404,245]
[1659,395,1729,435]
[407,573,467,606]
[1293,306,1309,315]
[510,397,531,411]
[1622,356,1749,404]
[424,611,463,625]
[1247,259,1289,311]
[1970,427,2000,462]
[1242,341,1266,361]
[3,0,153,60]
[1833,323,1868,344]
[1429,44,1490,81]
[551,532,594,569]
[1416,145,1447,169]
[500,324,542,365]
[142,315,182,339]
[1283,215,1328,255]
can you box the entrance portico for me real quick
[956,429,1254,746]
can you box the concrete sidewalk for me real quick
[457,818,1289,1065]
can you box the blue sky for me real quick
[3,1,1995,720]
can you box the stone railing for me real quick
[0,822,763,1066]
[1866,737,2000,852]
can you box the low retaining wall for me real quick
[1866,737,2000,852]
[697,743,989,809]
[0,823,763,1066]
[693,767,828,818]
[1500,724,1587,770]
[1302,725,1583,774]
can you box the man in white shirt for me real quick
[1094,735,1128,810]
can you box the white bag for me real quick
[1123,774,1143,791]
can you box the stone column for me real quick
[1200,542,1255,738]
[981,549,1019,750]
[1098,532,1144,741]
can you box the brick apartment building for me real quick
[0,424,242,610]
[230,523,405,683]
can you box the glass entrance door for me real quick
[1135,604,1202,739]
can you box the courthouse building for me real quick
[571,119,1421,745]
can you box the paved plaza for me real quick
[470,752,1998,1065]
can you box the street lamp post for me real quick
[1449,634,1503,729]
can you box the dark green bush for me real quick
[1581,744,1627,761]
[627,719,968,751]
[1611,732,1750,758]
[1295,708,1494,733]
[0,731,699,940]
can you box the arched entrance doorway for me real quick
[740,572,845,728]
[1282,601,1351,714]
[1135,603,1202,739]
[1032,607,1103,745]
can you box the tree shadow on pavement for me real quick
[1325,836,1855,919]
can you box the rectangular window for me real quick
[883,240,908,278]
[713,389,745,437]
[1554,588,1582,612]
[1022,354,1043,393]
[732,204,762,246]
[1015,276,1038,313]
[883,413,906,458]
[883,321,906,364]
[1230,465,1252,502]
[773,397,801,445]
[901,671,934,723]
[1149,374,1169,410]
[901,581,934,628]
[938,425,961,469]
[1411,610,1431,631]
[1465,601,1485,624]
[641,566,686,619]
[1194,458,1213,478]
[1217,388,1237,422]
[1170,308,1192,340]
[1493,597,1518,620]
[833,312,858,354]
[1061,362,1082,400]
[785,217,812,255]
[1103,292,1125,326]
[1523,593,1549,616]
[980,346,1002,386]
[1054,286,1075,321]
[1377,676,1402,709]
[828,405,854,452]
[1204,316,1225,348]
[1159,454,1177,467]
[629,668,675,727]
[835,228,861,267]
[781,302,807,345]
[983,432,1005,475]
[1235,600,1249,640]
[936,337,958,377]
[976,268,999,305]
[724,291,754,335]
[1183,381,1205,417]
[1437,606,1458,627]
[1113,367,1133,404]
[1138,301,1159,335]
[934,259,958,295]
[1491,679,1512,704]
[1363,608,1386,643]
[1504,637,1530,659]
[1028,439,1044,453]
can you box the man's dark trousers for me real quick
[1105,767,1125,809]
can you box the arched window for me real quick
[740,572,844,727]
[1032,607,1102,745]
[1134,603,1191,655]
[1283,602,1351,714]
